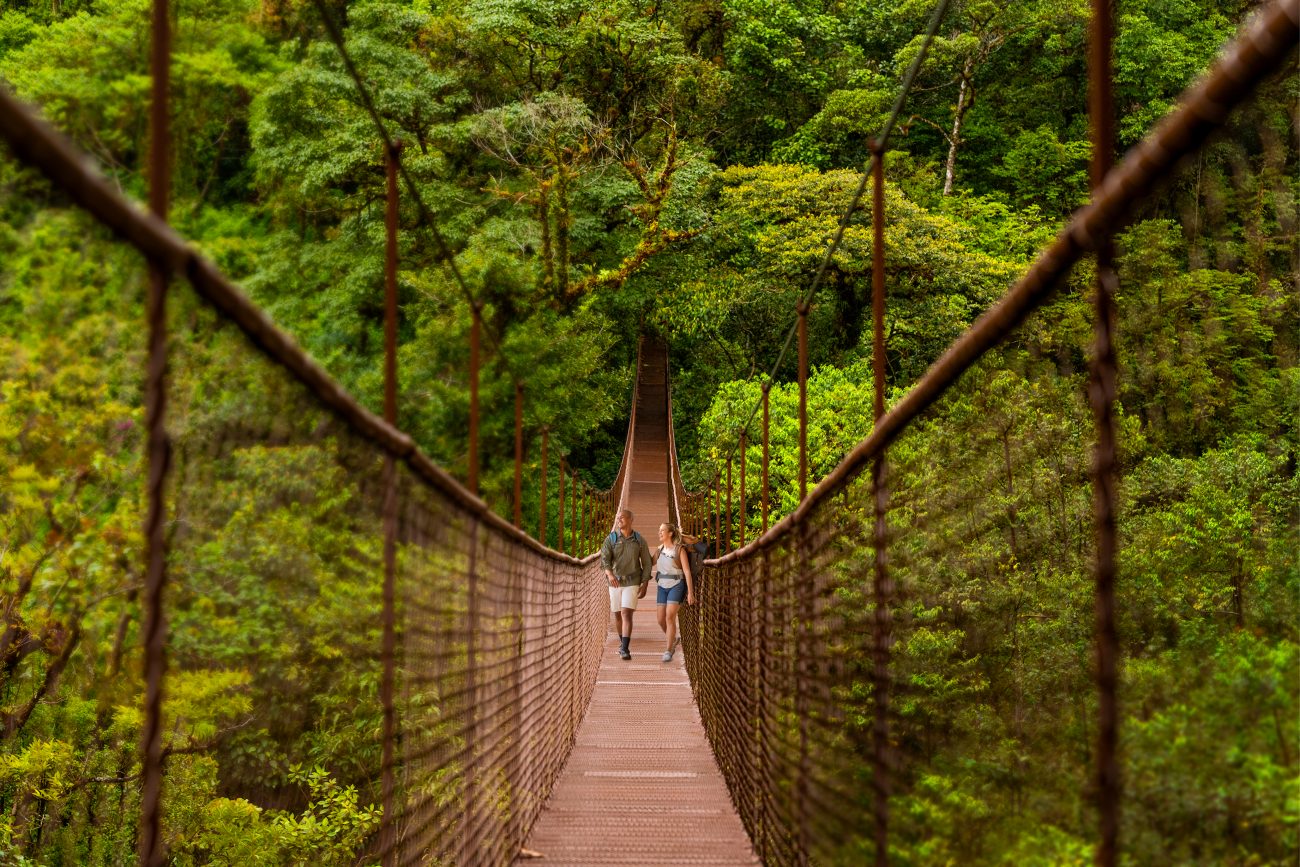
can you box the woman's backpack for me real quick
[658,540,705,576]
[688,539,707,574]
[675,536,707,576]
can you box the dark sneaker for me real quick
[619,647,631,660]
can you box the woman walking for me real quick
[653,522,695,663]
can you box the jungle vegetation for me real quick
[0,0,1295,863]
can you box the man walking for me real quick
[601,508,653,660]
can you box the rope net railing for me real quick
[0,28,623,867]
[162,288,609,865]
[671,2,1298,864]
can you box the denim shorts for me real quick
[656,580,686,605]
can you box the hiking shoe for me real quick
[619,647,631,660]
[662,650,674,663]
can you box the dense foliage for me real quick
[0,0,1294,863]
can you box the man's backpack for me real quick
[607,529,644,550]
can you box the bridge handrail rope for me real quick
[673,1,1298,865]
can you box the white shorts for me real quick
[609,584,640,612]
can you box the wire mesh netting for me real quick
[677,248,1297,865]
[676,340,1097,864]
[160,281,607,863]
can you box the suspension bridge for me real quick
[0,0,1295,864]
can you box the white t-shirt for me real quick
[656,545,683,587]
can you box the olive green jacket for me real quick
[600,529,653,587]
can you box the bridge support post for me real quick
[460,521,483,863]
[869,141,892,867]
[794,517,814,866]
[870,454,891,867]
[739,432,747,548]
[797,301,809,502]
[725,458,733,555]
[754,547,772,862]
[378,137,403,866]
[514,381,524,528]
[713,483,720,557]
[558,458,566,554]
[539,426,549,543]
[469,303,481,495]
[139,1,172,864]
[1087,1,1121,863]
[761,384,770,534]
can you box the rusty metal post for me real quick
[739,431,747,548]
[539,426,549,543]
[726,457,733,555]
[872,147,887,424]
[1088,1,1121,863]
[717,480,728,556]
[571,472,579,556]
[378,137,402,866]
[460,521,482,862]
[869,142,892,867]
[383,141,402,425]
[558,458,566,554]
[794,516,814,865]
[762,384,770,534]
[798,301,809,502]
[513,380,524,528]
[468,303,481,495]
[139,1,171,864]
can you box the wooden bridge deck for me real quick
[516,341,758,865]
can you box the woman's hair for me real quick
[658,523,681,545]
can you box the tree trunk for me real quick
[943,57,976,196]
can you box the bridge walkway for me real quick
[516,341,758,865]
